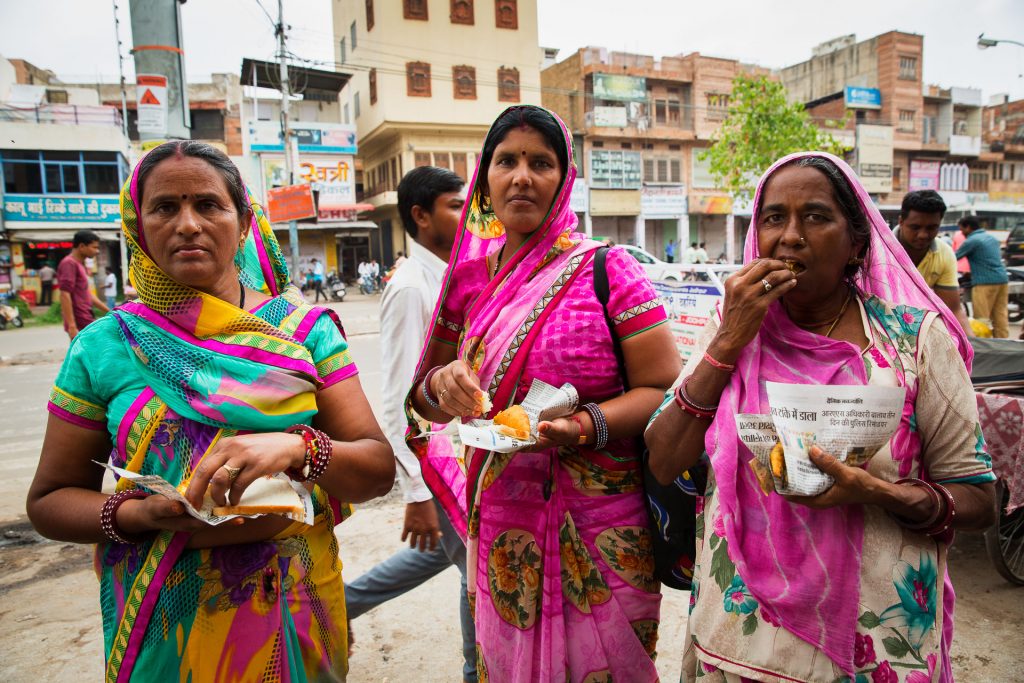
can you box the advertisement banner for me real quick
[136,74,168,135]
[593,73,647,102]
[592,106,628,127]
[690,195,733,215]
[641,185,687,217]
[855,124,893,194]
[266,184,317,223]
[651,280,723,360]
[909,160,941,191]
[570,178,589,213]
[844,86,882,109]
[248,121,357,154]
[2,194,120,223]
[298,156,356,209]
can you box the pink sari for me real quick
[407,106,666,681]
[706,152,971,676]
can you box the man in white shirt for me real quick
[344,167,475,682]
[104,267,118,311]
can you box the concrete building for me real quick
[0,56,130,302]
[542,47,764,261]
[781,32,986,212]
[984,94,1024,205]
[332,0,543,260]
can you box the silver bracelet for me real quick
[581,402,609,450]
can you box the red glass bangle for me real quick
[569,414,587,445]
[923,481,956,537]
[702,351,736,373]
[422,366,443,409]
[285,424,333,482]
[100,489,151,544]
[674,378,716,420]
[892,478,943,530]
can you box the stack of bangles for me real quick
[285,424,333,482]
[421,366,443,410]
[891,478,957,537]
[100,489,152,545]
[580,403,609,450]
[675,376,718,420]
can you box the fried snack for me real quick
[479,392,493,414]
[769,441,788,489]
[782,259,806,275]
[749,457,775,495]
[493,404,531,440]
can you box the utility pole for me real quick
[277,0,301,283]
[111,0,129,138]
[128,0,190,141]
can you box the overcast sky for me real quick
[1,0,1022,101]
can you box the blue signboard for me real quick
[844,86,882,109]
[2,194,120,223]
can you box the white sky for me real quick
[1,0,1022,101]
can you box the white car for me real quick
[619,244,738,286]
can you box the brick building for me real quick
[984,95,1024,205]
[542,47,764,261]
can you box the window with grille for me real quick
[453,65,476,99]
[495,0,517,29]
[415,152,431,167]
[899,56,917,80]
[350,21,357,49]
[497,67,519,102]
[451,0,474,24]
[453,153,468,180]
[191,110,224,140]
[706,92,729,120]
[407,62,432,97]
[369,68,377,104]
[898,110,915,132]
[404,0,428,20]
[433,152,451,169]
[365,0,374,30]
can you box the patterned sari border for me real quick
[116,388,156,464]
[47,401,106,431]
[321,362,359,389]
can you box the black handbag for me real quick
[594,246,701,590]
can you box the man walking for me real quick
[893,190,971,334]
[58,230,109,340]
[310,257,327,303]
[664,239,676,263]
[957,216,1009,337]
[344,167,476,682]
[38,262,56,307]
[103,267,118,311]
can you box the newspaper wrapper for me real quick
[736,382,906,496]
[424,380,579,454]
[100,463,314,526]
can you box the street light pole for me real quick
[977,34,1024,50]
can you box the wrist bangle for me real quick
[285,424,333,482]
[924,481,956,537]
[421,366,443,410]
[100,489,151,545]
[891,478,954,536]
[674,376,718,420]
[581,403,609,450]
[569,414,588,445]
[702,351,736,373]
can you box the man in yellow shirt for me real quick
[893,190,972,334]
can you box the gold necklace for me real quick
[789,289,853,338]
[491,244,506,278]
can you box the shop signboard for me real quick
[593,73,647,102]
[591,106,628,127]
[589,150,642,189]
[248,121,357,154]
[266,184,317,223]
[844,86,882,109]
[651,280,724,361]
[570,178,589,213]
[855,124,893,194]
[298,156,356,209]
[690,195,733,215]
[641,185,687,217]
[136,74,168,135]
[2,194,120,223]
[909,161,941,191]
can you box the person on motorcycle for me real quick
[893,190,972,334]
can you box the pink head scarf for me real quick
[706,152,970,674]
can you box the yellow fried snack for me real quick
[493,405,531,440]
[749,457,775,496]
[479,392,493,414]
[769,441,788,489]
[782,259,806,275]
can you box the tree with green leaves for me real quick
[702,74,850,202]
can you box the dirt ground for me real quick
[1,487,1022,683]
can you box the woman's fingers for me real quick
[437,360,483,417]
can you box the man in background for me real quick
[893,190,972,334]
[344,167,476,682]
[58,230,109,340]
[38,262,56,307]
[664,239,676,263]
[103,267,117,311]
[957,216,1009,338]
[310,257,327,303]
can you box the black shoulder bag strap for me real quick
[594,247,629,392]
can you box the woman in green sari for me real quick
[27,141,394,682]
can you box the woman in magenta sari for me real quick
[646,152,996,682]
[406,105,681,681]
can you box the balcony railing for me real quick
[583,100,695,132]
[0,103,124,128]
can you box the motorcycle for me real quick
[358,273,376,295]
[326,272,346,302]
[0,297,24,330]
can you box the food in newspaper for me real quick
[493,405,531,440]
[769,441,789,489]
[211,475,306,519]
[748,456,776,496]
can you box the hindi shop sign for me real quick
[651,280,724,361]
[266,184,317,223]
[641,185,687,217]
[298,156,356,209]
[909,161,941,192]
[3,194,121,223]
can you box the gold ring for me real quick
[761,278,772,293]
[438,388,449,402]
[222,464,242,482]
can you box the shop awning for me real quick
[8,229,121,242]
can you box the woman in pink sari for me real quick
[405,105,681,681]
[646,153,996,682]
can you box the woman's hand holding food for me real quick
[117,495,211,536]
[432,359,486,418]
[712,258,797,359]
[183,432,308,509]
[532,411,594,451]
[784,445,886,509]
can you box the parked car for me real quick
[619,244,739,287]
[1004,222,1024,266]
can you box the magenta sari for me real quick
[406,106,668,682]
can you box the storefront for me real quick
[687,194,733,263]
[1,194,122,304]
[641,184,687,260]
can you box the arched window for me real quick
[407,62,432,97]
[451,0,474,24]
[453,65,476,99]
[495,0,517,29]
